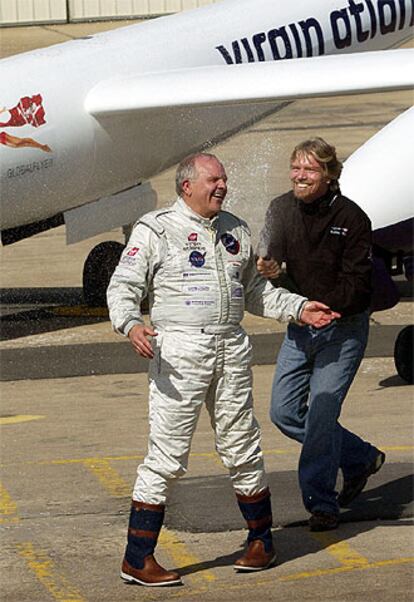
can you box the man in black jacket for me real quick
[257,138,385,531]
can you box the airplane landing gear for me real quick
[394,325,413,384]
[83,241,125,307]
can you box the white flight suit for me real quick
[107,198,307,504]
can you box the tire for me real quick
[394,325,414,384]
[83,241,124,307]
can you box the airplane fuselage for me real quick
[0,0,412,231]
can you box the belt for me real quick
[202,324,241,334]
[154,323,241,335]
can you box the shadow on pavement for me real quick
[0,287,108,341]
[0,307,109,341]
[378,374,411,387]
[165,465,413,576]
[0,328,408,381]
[0,285,411,380]
[1,287,85,306]
[165,464,413,533]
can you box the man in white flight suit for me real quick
[107,152,339,587]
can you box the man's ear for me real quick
[182,179,192,196]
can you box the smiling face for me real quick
[290,151,330,203]
[181,156,228,218]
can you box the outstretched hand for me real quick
[300,301,341,328]
[128,324,158,358]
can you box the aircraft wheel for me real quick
[83,241,125,307]
[394,325,414,384]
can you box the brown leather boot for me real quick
[120,500,182,587]
[234,540,276,572]
[234,488,276,572]
[121,556,182,587]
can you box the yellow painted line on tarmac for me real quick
[16,542,86,602]
[162,557,414,599]
[81,461,216,585]
[278,556,414,582]
[1,445,413,469]
[159,529,217,584]
[0,481,20,524]
[2,489,87,599]
[0,449,288,468]
[0,415,44,425]
[82,459,130,498]
[50,305,108,318]
[310,532,369,567]
[45,454,145,466]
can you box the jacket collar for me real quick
[298,189,339,216]
[175,197,219,228]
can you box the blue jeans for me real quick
[270,311,378,516]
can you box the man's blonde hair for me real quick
[291,138,343,191]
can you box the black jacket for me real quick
[259,189,372,316]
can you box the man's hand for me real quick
[300,301,341,328]
[256,257,281,279]
[128,324,158,358]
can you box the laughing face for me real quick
[182,156,228,218]
[290,152,330,203]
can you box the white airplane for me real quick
[0,0,413,377]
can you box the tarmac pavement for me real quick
[1,18,413,602]
[1,355,413,602]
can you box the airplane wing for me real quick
[86,49,413,116]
